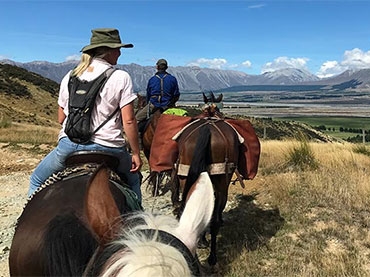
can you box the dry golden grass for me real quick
[222,139,370,276]
[0,122,59,145]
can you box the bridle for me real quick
[137,229,201,276]
[83,228,201,276]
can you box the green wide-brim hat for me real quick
[81,28,133,53]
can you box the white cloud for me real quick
[186,58,252,72]
[316,61,344,78]
[316,48,370,78]
[0,55,9,60]
[242,60,252,68]
[65,54,80,61]
[187,58,227,69]
[261,57,309,74]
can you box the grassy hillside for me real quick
[0,64,59,128]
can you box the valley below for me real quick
[181,88,370,118]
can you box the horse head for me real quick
[201,92,224,118]
[202,91,223,104]
[85,171,215,276]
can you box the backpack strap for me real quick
[92,106,120,135]
[91,67,119,135]
[68,67,115,108]
[155,73,167,103]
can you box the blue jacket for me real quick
[146,72,180,108]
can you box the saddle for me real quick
[64,151,142,211]
[65,150,120,170]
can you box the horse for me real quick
[134,92,172,196]
[162,92,260,266]
[140,91,223,197]
[139,91,260,266]
[9,150,215,276]
[172,118,241,266]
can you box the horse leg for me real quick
[207,180,229,266]
[171,175,182,215]
[207,211,220,266]
[198,231,209,248]
[153,172,160,196]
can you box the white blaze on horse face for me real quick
[175,172,214,254]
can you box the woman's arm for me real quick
[121,103,142,172]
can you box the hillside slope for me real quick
[0,64,59,127]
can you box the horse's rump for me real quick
[148,115,260,179]
[176,118,240,177]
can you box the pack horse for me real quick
[148,96,261,266]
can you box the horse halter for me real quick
[137,229,201,276]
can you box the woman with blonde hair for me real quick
[28,28,143,202]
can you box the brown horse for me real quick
[143,91,261,266]
[173,118,241,266]
[141,109,173,196]
[9,151,215,276]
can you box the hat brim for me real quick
[81,42,134,53]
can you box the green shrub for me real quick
[0,118,12,128]
[285,136,319,171]
[353,144,370,156]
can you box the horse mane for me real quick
[44,213,98,276]
[86,211,194,276]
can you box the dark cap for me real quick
[156,59,168,66]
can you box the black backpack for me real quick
[65,67,118,144]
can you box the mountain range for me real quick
[1,59,370,93]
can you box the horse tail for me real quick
[182,124,211,200]
[43,213,97,276]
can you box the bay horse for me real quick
[134,93,168,196]
[142,91,261,266]
[141,91,222,196]
[9,150,214,276]
[173,119,241,266]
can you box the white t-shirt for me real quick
[58,58,137,147]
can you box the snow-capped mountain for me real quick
[1,59,369,92]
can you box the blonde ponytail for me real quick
[71,47,111,77]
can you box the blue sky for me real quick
[1,0,370,78]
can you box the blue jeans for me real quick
[29,137,141,203]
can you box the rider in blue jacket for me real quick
[136,59,180,124]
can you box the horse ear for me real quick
[202,92,208,104]
[85,165,122,244]
[215,93,223,103]
[210,91,216,102]
[175,172,214,254]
